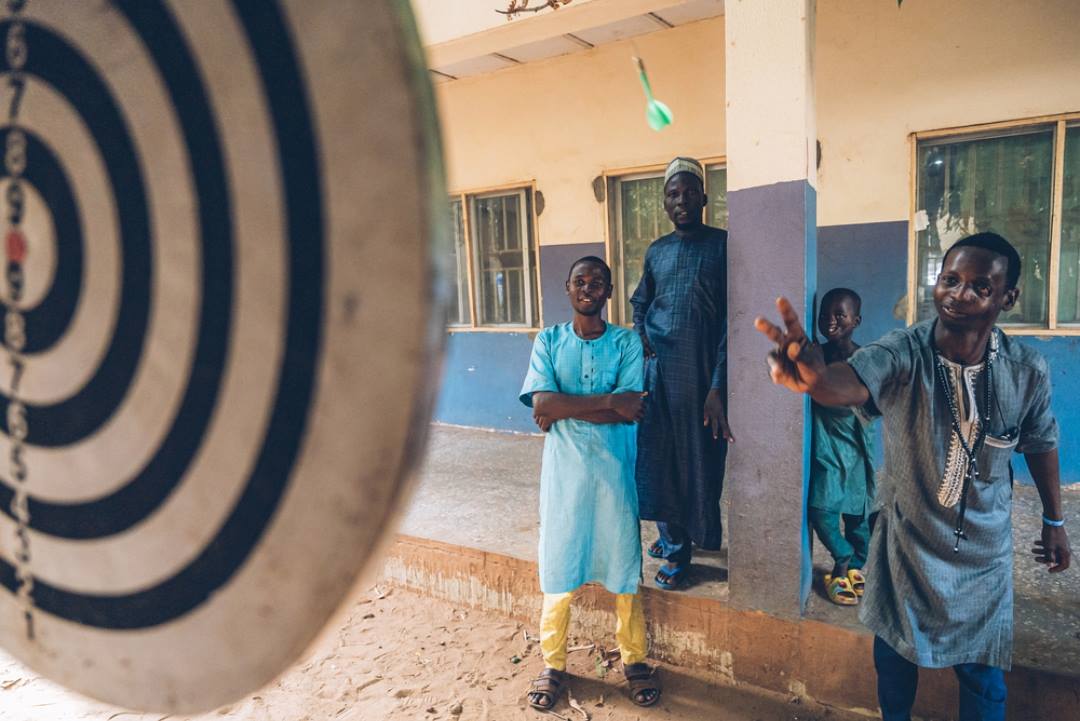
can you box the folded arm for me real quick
[532,391,645,427]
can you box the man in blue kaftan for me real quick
[630,156,733,590]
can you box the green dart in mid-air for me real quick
[633,55,672,131]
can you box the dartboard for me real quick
[0,0,445,712]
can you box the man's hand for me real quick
[533,413,553,433]
[639,332,656,359]
[703,389,734,442]
[1032,525,1071,573]
[754,297,827,394]
[611,391,647,422]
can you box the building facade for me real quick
[416,0,1080,485]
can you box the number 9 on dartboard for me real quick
[0,0,447,712]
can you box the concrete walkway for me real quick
[403,424,1080,677]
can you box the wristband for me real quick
[1042,515,1065,527]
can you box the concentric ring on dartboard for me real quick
[0,15,229,537]
[1,0,279,587]
[0,0,319,626]
[0,19,157,449]
[0,79,124,408]
[1,131,79,355]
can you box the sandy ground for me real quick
[0,585,865,721]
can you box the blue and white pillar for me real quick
[725,0,817,617]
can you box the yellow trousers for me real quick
[538,591,647,671]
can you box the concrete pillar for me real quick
[724,0,817,617]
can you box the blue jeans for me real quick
[655,522,691,566]
[874,636,1006,721]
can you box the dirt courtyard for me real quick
[0,585,865,721]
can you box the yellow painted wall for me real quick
[433,0,1080,241]
[725,0,816,193]
[435,17,726,247]
[815,0,1080,226]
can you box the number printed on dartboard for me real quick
[3,0,32,641]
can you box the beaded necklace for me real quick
[933,329,996,553]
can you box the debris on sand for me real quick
[567,690,591,720]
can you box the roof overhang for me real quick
[425,0,725,82]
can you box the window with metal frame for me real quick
[444,187,539,329]
[912,116,1080,333]
[608,163,727,325]
[447,198,470,326]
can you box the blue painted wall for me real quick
[434,221,1080,485]
[434,331,536,432]
[817,221,908,343]
[1016,337,1080,485]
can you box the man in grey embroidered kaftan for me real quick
[755,232,1070,721]
[849,320,1055,669]
[631,156,733,590]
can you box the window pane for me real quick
[1059,126,1080,325]
[617,176,667,323]
[472,192,533,326]
[448,199,469,325]
[706,166,728,229]
[915,130,1053,325]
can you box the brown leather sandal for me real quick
[527,667,564,710]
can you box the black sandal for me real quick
[527,668,564,710]
[624,662,661,707]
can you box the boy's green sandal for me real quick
[847,568,866,596]
[824,574,859,606]
[624,663,661,707]
[527,668,564,710]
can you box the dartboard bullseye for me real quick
[0,0,445,712]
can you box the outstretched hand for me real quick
[754,297,827,394]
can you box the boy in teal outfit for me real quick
[519,256,660,711]
[808,288,875,606]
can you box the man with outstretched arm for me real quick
[754,232,1070,721]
